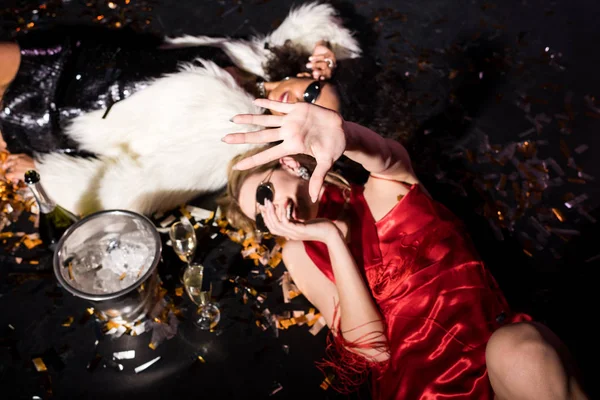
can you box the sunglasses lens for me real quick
[303,81,322,104]
[256,183,274,205]
[255,213,269,233]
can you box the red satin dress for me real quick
[303,182,531,399]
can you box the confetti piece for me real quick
[32,358,47,372]
[585,253,600,263]
[575,207,597,223]
[134,356,161,373]
[61,316,74,327]
[113,350,135,360]
[269,382,283,396]
[577,171,595,181]
[320,374,335,390]
[551,208,565,222]
[518,127,536,138]
[130,323,146,336]
[565,193,588,209]
[23,237,42,249]
[309,316,327,335]
[548,228,580,236]
[197,356,206,363]
[159,215,176,228]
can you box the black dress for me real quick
[0,26,233,156]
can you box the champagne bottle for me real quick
[24,170,79,251]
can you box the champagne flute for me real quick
[169,220,197,265]
[183,263,220,330]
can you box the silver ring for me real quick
[324,58,335,69]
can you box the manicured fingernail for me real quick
[308,56,314,61]
[229,116,236,122]
[221,136,228,142]
[306,63,312,68]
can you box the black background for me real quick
[1,0,599,399]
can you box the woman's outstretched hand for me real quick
[223,99,346,202]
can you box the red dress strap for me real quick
[302,183,348,282]
[302,183,379,282]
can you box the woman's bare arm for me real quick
[343,120,416,184]
[282,236,389,362]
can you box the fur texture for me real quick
[36,61,261,215]
[34,2,361,216]
[166,2,361,79]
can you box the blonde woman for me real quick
[219,98,588,399]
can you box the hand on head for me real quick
[305,42,336,81]
[222,99,346,202]
[260,198,337,242]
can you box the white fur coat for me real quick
[35,2,361,216]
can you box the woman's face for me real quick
[238,163,320,227]
[265,77,340,114]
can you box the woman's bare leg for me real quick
[486,322,588,400]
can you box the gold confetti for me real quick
[306,313,322,327]
[61,316,74,327]
[32,358,47,372]
[23,237,42,249]
[551,208,565,222]
[106,321,120,331]
[320,374,335,390]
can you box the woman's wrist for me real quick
[341,119,358,152]
[323,222,345,247]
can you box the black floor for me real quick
[1,0,599,398]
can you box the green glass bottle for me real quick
[24,170,79,252]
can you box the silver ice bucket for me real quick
[53,210,162,322]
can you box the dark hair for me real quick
[263,42,416,144]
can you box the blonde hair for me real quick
[218,145,350,235]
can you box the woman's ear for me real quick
[279,156,301,174]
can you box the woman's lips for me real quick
[279,91,289,103]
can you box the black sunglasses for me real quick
[303,81,324,104]
[255,169,276,233]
